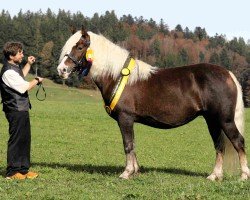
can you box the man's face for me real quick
[10,50,24,64]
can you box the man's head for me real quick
[3,42,24,63]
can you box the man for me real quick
[0,41,43,180]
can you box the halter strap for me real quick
[65,53,83,67]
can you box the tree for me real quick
[90,13,100,33]
[72,12,88,29]
[113,22,130,42]
[199,51,205,63]
[148,18,157,29]
[194,27,207,41]
[159,19,169,35]
[39,41,54,77]
[134,16,145,25]
[136,24,155,40]
[209,52,220,64]
[238,37,246,56]
[184,27,194,39]
[0,10,12,62]
[220,48,231,69]
[207,33,226,49]
[175,24,183,32]
[178,48,189,65]
[246,50,250,64]
[120,14,134,25]
[151,39,161,57]
[227,37,246,56]
[161,54,177,68]
[99,10,119,41]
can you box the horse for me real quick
[57,27,250,181]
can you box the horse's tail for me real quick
[230,71,245,136]
[223,71,244,173]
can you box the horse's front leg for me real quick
[117,113,139,179]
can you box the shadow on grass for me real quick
[32,162,208,177]
[0,168,5,177]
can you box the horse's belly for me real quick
[136,111,200,129]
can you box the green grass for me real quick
[0,78,250,199]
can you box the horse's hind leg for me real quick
[205,117,224,181]
[117,113,139,179]
[221,122,250,180]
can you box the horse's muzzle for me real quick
[57,68,70,79]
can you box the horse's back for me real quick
[152,63,235,106]
[139,63,234,105]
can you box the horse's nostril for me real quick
[63,68,67,72]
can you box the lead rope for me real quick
[35,65,46,101]
[36,82,46,101]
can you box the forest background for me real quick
[0,9,250,100]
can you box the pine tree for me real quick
[220,48,231,69]
[209,52,220,65]
[159,19,169,35]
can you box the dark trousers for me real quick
[5,111,31,176]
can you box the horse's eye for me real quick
[77,47,83,51]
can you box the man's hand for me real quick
[27,56,36,65]
[23,56,36,77]
[36,77,44,84]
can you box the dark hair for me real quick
[3,42,23,60]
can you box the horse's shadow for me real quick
[28,162,208,178]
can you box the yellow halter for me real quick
[105,57,136,115]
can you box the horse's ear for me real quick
[70,26,77,35]
[81,25,88,36]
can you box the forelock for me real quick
[59,31,82,62]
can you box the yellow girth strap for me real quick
[105,58,136,114]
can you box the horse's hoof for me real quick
[207,174,216,181]
[207,174,223,181]
[119,171,132,179]
[119,174,129,179]
[240,172,249,181]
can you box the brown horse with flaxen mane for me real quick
[57,27,250,180]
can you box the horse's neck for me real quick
[93,75,117,105]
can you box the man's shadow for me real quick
[27,162,208,178]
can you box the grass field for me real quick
[0,76,250,199]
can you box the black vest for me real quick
[0,62,31,112]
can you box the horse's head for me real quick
[57,27,93,79]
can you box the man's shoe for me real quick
[6,173,26,180]
[25,171,38,179]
